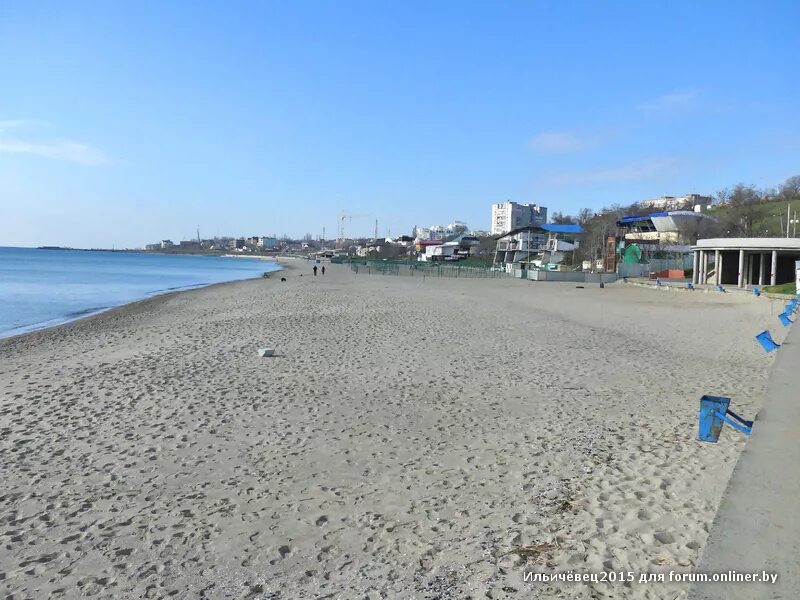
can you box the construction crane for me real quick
[337,213,370,247]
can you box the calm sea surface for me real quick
[0,247,280,338]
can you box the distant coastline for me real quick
[36,246,138,252]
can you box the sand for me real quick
[0,265,784,599]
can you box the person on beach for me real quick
[313,265,318,276]
[322,265,326,275]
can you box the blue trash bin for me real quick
[698,395,753,442]
[779,312,793,327]
[755,330,780,352]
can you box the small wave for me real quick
[66,306,110,318]
[1,309,110,339]
[145,282,209,295]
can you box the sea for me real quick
[0,247,281,338]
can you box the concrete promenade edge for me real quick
[690,322,799,599]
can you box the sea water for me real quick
[0,247,280,338]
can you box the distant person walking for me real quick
[321,265,326,276]
[313,265,318,276]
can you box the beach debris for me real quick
[698,395,753,442]
[575,285,584,289]
[508,542,559,565]
[258,347,275,357]
[717,284,725,293]
[687,282,694,290]
[262,272,270,278]
[755,330,780,352]
[779,312,794,327]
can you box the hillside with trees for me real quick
[549,174,800,267]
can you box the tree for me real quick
[715,184,761,236]
[678,214,718,244]
[577,208,595,225]
[550,211,575,224]
[476,235,497,256]
[780,175,800,200]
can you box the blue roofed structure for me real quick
[498,223,585,238]
[617,212,668,225]
[493,223,584,270]
[616,210,713,245]
[538,223,585,234]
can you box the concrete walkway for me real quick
[691,323,800,599]
[623,278,796,301]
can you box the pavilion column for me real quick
[715,250,721,285]
[738,249,745,288]
[771,250,778,286]
[697,251,702,284]
[748,253,754,286]
[699,250,706,284]
[759,253,766,286]
[692,251,699,284]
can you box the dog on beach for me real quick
[280,277,287,282]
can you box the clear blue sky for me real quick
[1,1,798,247]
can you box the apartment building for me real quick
[491,201,547,235]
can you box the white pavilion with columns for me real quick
[692,238,800,288]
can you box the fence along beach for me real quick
[0,264,782,598]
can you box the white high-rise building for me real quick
[491,202,547,235]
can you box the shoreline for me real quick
[0,262,284,344]
[0,267,783,598]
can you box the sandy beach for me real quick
[0,265,783,599]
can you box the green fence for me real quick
[349,262,506,278]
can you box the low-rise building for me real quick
[421,241,459,261]
[692,238,800,288]
[415,223,470,241]
[616,210,714,246]
[640,194,712,211]
[493,224,583,271]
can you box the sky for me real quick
[1,0,799,248]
